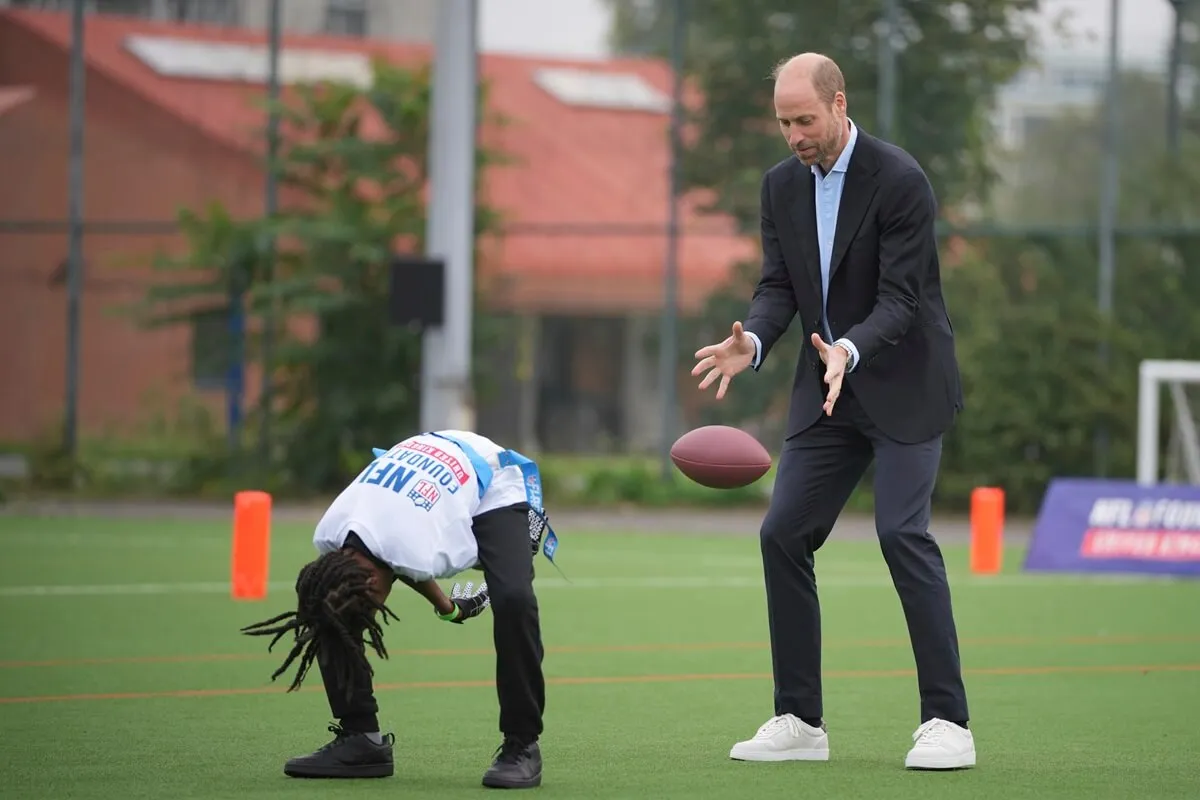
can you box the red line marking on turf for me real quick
[1,662,1197,705]
[3,633,1199,670]
[0,653,269,669]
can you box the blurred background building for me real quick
[0,0,437,40]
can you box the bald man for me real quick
[692,53,974,770]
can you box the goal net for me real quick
[1137,360,1200,486]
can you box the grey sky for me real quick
[479,0,610,59]
[478,0,1177,65]
[1033,0,1175,64]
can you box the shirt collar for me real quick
[812,119,858,178]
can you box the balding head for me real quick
[770,53,849,171]
[771,53,846,105]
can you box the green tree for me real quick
[935,235,1141,512]
[658,4,1200,509]
[990,70,1200,226]
[989,65,1200,378]
[617,0,1041,467]
[937,63,1200,507]
[607,0,1039,226]
[135,59,509,492]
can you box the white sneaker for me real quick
[729,714,830,762]
[904,718,976,770]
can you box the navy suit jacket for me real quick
[744,130,964,444]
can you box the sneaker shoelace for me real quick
[755,715,801,740]
[913,719,948,746]
[316,724,351,752]
[495,739,531,764]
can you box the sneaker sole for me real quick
[904,754,976,770]
[482,769,542,789]
[284,762,395,779]
[729,748,830,762]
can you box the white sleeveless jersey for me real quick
[312,430,528,581]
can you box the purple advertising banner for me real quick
[1023,478,1200,578]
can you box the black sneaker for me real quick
[482,738,542,789]
[283,724,395,779]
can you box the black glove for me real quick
[529,508,549,556]
[439,580,490,624]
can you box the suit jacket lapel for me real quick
[783,163,823,298]
[827,136,880,284]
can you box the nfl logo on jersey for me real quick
[408,479,441,511]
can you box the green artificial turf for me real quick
[1,514,1198,799]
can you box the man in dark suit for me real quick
[691,53,974,770]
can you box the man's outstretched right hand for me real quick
[691,321,756,400]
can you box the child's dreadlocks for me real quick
[240,549,399,701]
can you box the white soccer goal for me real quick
[1137,360,1200,486]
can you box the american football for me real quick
[669,425,772,489]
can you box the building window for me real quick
[3,1,66,9]
[191,309,234,389]
[4,0,80,9]
[93,0,155,16]
[165,0,241,25]
[4,0,157,12]
[324,0,368,37]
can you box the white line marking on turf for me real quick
[0,573,1181,597]
[1,532,226,549]
[0,581,282,597]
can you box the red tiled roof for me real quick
[0,9,755,311]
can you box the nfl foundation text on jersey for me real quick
[362,439,471,503]
[371,433,560,565]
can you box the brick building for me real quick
[0,9,754,452]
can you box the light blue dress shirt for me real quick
[747,120,861,372]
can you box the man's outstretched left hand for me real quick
[810,333,851,417]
